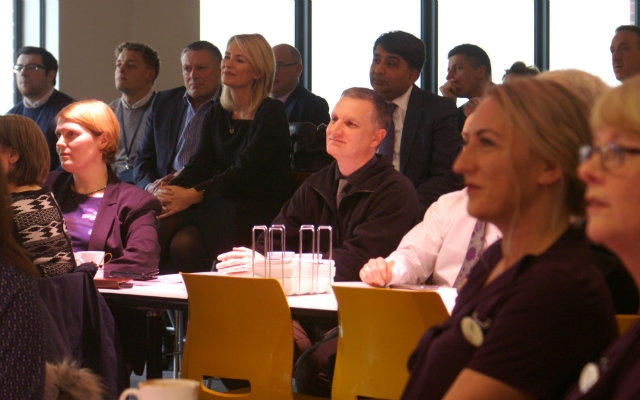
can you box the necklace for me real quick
[226,111,241,134]
[73,184,107,196]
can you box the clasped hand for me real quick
[156,185,203,218]
[360,258,395,287]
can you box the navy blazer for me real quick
[133,86,188,190]
[284,84,330,126]
[400,85,463,214]
[46,171,162,277]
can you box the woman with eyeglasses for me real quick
[401,78,617,400]
[564,75,640,400]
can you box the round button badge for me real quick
[460,316,484,347]
[578,362,600,393]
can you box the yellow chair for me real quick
[180,273,322,400]
[616,314,639,335]
[331,284,451,400]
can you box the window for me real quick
[200,0,294,57]
[0,2,14,112]
[550,0,631,87]
[311,0,421,111]
[438,0,534,105]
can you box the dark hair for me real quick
[448,44,492,78]
[373,31,426,72]
[341,87,392,132]
[0,163,40,278]
[503,61,540,80]
[16,46,58,85]
[182,40,222,64]
[115,42,161,83]
[0,116,50,186]
[615,25,640,47]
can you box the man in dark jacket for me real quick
[217,87,420,397]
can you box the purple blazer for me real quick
[46,171,162,277]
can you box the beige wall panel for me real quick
[58,0,199,102]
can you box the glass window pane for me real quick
[550,0,631,87]
[0,2,14,112]
[312,0,420,111]
[200,0,294,56]
[439,0,534,105]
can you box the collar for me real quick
[24,88,55,108]
[272,85,297,104]
[335,156,378,184]
[390,85,413,112]
[182,91,218,111]
[121,89,155,109]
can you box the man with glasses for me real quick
[270,44,329,125]
[7,46,74,171]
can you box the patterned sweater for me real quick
[11,187,76,277]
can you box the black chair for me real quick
[289,122,333,173]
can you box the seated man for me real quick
[7,46,74,172]
[217,87,420,397]
[271,43,330,126]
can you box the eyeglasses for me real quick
[579,143,640,171]
[276,62,298,70]
[13,64,46,74]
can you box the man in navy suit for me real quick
[133,41,222,193]
[271,44,330,126]
[370,31,463,214]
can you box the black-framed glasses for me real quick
[579,143,640,171]
[276,62,298,70]
[13,64,45,73]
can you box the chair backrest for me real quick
[616,314,639,335]
[331,285,450,400]
[181,273,296,399]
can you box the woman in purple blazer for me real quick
[47,99,162,376]
[46,99,161,279]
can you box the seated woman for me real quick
[0,165,46,400]
[46,99,162,376]
[0,115,75,277]
[46,100,161,279]
[157,33,292,273]
[565,76,640,399]
[401,78,618,399]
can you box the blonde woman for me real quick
[159,33,291,270]
[565,76,640,400]
[402,79,617,399]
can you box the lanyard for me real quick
[118,104,146,166]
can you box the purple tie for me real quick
[378,102,397,156]
[453,220,487,290]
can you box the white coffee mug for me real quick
[74,251,112,266]
[118,379,199,400]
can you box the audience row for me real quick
[2,25,640,399]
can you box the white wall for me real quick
[58,0,199,102]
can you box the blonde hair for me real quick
[220,34,275,116]
[537,69,610,110]
[489,79,592,218]
[56,100,120,164]
[591,74,640,140]
[0,115,50,185]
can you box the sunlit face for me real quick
[15,54,55,99]
[55,120,104,173]
[611,30,640,81]
[271,45,301,98]
[370,45,419,101]
[445,54,485,99]
[453,98,545,229]
[181,49,222,103]
[115,49,156,95]
[221,42,260,91]
[326,97,384,172]
[579,127,640,250]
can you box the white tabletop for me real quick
[99,274,456,314]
